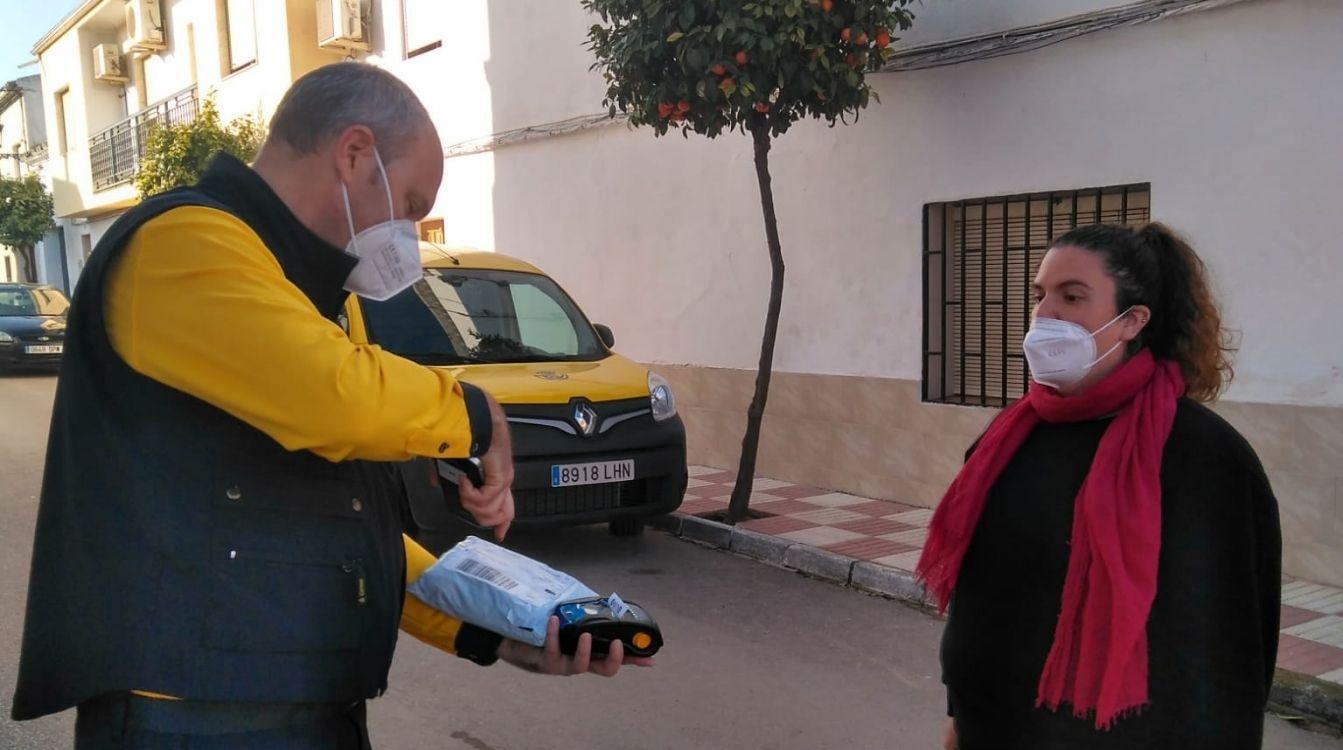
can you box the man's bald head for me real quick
[265,62,435,159]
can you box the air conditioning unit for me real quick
[317,0,370,51]
[125,0,167,54]
[93,43,129,84]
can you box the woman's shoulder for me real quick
[1167,398,1269,483]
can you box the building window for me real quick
[221,0,257,73]
[922,183,1151,407]
[402,0,442,58]
[418,218,445,244]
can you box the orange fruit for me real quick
[710,64,727,76]
[657,102,674,118]
[840,27,851,43]
[855,32,868,46]
[719,77,735,91]
[677,100,690,113]
[735,50,749,66]
[876,30,890,48]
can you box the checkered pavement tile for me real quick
[1282,582,1343,615]
[844,500,920,517]
[1284,615,1343,649]
[796,492,869,508]
[871,550,924,572]
[1278,634,1343,677]
[778,526,866,548]
[789,507,870,526]
[833,517,917,537]
[1281,605,1329,629]
[747,498,834,516]
[824,537,915,561]
[739,515,820,536]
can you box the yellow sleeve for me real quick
[399,534,465,654]
[105,206,475,463]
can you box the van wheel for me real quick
[608,517,645,537]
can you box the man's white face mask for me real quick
[340,148,422,301]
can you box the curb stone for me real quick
[783,544,855,584]
[676,515,733,548]
[658,512,1343,734]
[1270,669,1343,735]
[851,561,935,608]
[728,527,794,566]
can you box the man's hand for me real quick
[496,616,656,677]
[457,393,515,541]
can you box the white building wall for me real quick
[390,0,1342,409]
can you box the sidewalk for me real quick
[664,465,1343,729]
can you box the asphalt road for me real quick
[1,373,1337,749]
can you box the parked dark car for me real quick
[0,284,68,371]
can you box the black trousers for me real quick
[74,693,371,750]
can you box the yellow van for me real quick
[343,245,687,537]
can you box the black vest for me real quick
[12,154,407,720]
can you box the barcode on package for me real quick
[456,559,520,591]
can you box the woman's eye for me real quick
[1064,294,1082,304]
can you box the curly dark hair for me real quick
[1051,222,1236,401]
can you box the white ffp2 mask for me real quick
[1022,309,1132,389]
[340,149,422,301]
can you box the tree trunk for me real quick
[727,123,786,523]
[16,244,37,283]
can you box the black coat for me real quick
[942,399,1281,750]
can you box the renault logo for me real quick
[573,401,599,437]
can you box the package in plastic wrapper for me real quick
[407,536,597,646]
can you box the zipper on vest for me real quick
[342,558,368,606]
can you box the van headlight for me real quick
[0,331,13,343]
[648,372,677,422]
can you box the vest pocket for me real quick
[205,544,366,653]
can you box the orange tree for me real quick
[584,0,914,521]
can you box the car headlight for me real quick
[0,331,13,343]
[648,371,677,422]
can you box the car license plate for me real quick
[551,460,635,488]
[25,345,62,354]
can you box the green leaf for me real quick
[666,32,685,42]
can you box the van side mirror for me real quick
[594,323,615,349]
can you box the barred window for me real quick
[922,184,1151,407]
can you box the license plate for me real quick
[25,345,62,354]
[551,460,635,488]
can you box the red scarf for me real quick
[917,349,1185,729]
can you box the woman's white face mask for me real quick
[340,148,422,301]
[1022,308,1133,389]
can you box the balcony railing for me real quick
[89,86,199,192]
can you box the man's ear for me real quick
[331,125,376,186]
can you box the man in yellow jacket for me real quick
[12,62,649,749]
